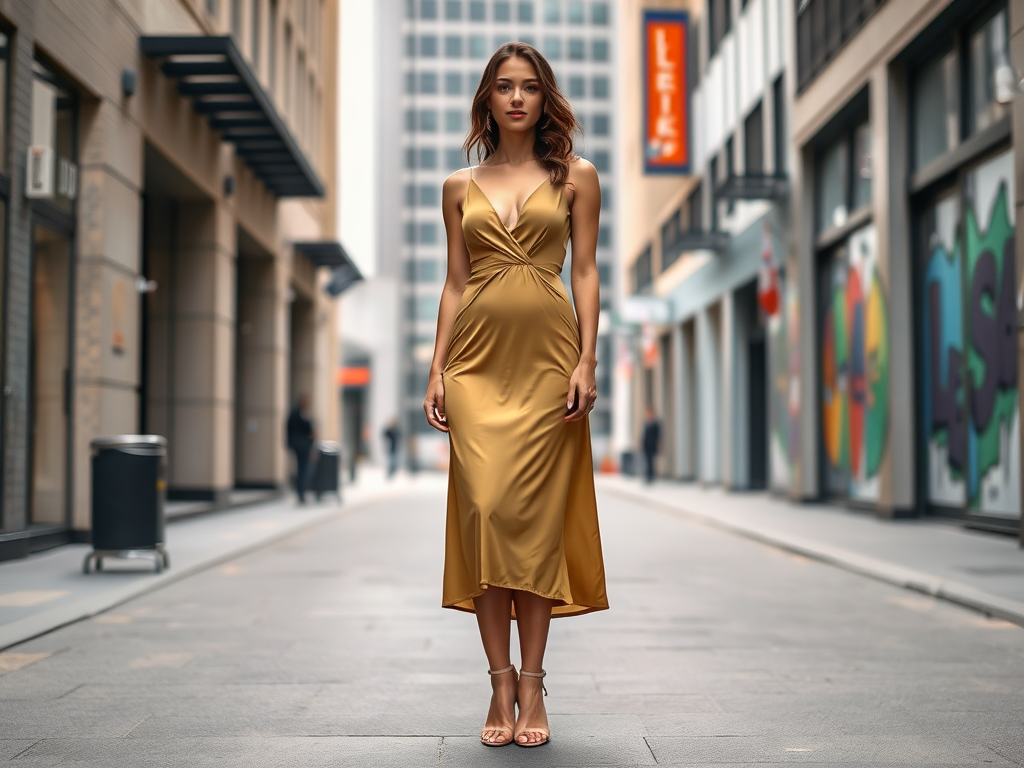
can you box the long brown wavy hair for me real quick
[464,42,580,185]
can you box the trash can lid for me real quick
[318,440,341,453]
[90,435,168,450]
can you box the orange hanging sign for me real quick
[644,11,690,174]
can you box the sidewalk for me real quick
[598,474,1024,626]
[0,466,437,651]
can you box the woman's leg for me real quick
[513,590,554,744]
[474,587,516,744]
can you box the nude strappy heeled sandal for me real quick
[515,669,549,747]
[481,665,517,747]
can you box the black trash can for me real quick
[310,440,342,502]
[84,435,169,574]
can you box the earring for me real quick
[486,110,493,131]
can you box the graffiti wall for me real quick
[768,279,800,490]
[820,225,890,502]
[920,150,1019,519]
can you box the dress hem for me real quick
[442,580,609,619]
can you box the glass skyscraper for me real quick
[397,0,616,466]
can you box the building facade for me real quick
[373,0,618,470]
[624,0,1023,541]
[0,0,348,561]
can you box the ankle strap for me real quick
[519,669,545,678]
[487,665,516,676]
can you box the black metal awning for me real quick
[140,36,324,198]
[293,242,364,297]
[717,174,789,202]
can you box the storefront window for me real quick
[816,116,871,233]
[968,8,1009,136]
[913,45,958,169]
[817,139,847,232]
[851,122,872,211]
[30,59,78,216]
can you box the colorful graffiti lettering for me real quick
[820,225,889,501]
[922,158,1019,518]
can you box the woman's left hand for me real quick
[565,358,597,422]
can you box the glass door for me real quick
[30,222,72,526]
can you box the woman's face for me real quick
[486,56,545,135]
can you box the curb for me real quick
[0,495,384,652]
[600,481,1024,628]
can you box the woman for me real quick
[423,42,608,749]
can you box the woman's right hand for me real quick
[424,374,448,432]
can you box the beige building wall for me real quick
[8,0,341,529]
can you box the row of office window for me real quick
[404,70,610,99]
[406,0,609,25]
[406,33,609,61]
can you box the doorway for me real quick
[30,219,73,526]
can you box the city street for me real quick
[1,480,1023,767]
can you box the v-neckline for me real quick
[470,176,551,232]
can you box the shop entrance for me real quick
[737,281,768,490]
[29,218,73,526]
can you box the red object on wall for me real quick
[757,221,780,316]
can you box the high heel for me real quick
[514,669,549,747]
[481,665,517,747]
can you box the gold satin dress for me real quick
[441,172,609,619]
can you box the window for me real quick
[708,0,731,58]
[417,184,440,206]
[404,109,416,131]
[591,150,610,172]
[796,0,887,90]
[268,0,278,90]
[592,2,609,24]
[469,35,488,58]
[709,153,719,228]
[494,1,511,21]
[519,34,535,46]
[592,75,609,99]
[405,35,416,56]
[744,101,764,175]
[591,39,609,62]
[445,0,462,19]
[568,0,584,24]
[592,113,610,136]
[420,0,437,19]
[405,0,415,17]
[404,221,416,244]
[406,296,438,320]
[418,109,439,132]
[633,245,653,292]
[419,71,438,93]
[772,74,787,173]
[913,44,958,169]
[419,147,438,168]
[418,222,439,244]
[544,0,560,23]
[968,8,1009,135]
[494,35,511,51]
[815,116,870,233]
[518,2,534,22]
[601,187,611,210]
[250,0,261,68]
[446,147,464,171]
[724,134,735,213]
[445,109,464,133]
[568,75,585,98]
[597,226,611,247]
[419,35,438,57]
[568,38,585,61]
[232,0,243,38]
[445,71,462,94]
[444,35,463,58]
[543,37,562,60]
[404,147,417,169]
[469,0,485,21]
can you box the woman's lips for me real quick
[508,111,527,119]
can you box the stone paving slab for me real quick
[599,476,1024,626]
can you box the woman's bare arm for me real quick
[565,158,601,422]
[423,170,473,433]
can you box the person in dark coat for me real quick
[382,417,400,479]
[287,395,315,504]
[642,406,661,484]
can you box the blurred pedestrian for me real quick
[642,406,661,484]
[422,43,608,749]
[286,395,315,504]
[382,417,400,479]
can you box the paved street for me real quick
[2,480,1024,767]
